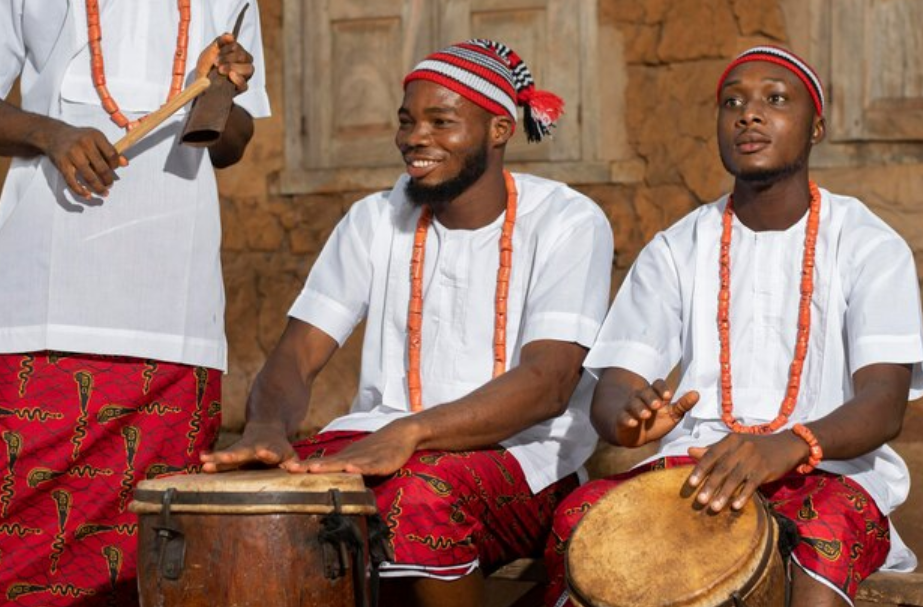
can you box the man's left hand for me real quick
[685,430,809,512]
[283,424,418,476]
[195,33,254,93]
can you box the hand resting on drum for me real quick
[590,367,699,448]
[685,432,809,513]
[281,422,418,476]
[201,321,340,473]
[200,420,297,472]
[203,415,420,477]
[685,362,912,514]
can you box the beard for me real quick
[405,145,489,212]
[731,153,808,185]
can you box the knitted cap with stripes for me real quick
[716,45,825,117]
[404,39,564,143]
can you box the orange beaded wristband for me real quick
[791,423,823,474]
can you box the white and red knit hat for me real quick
[716,45,825,117]
[404,39,564,143]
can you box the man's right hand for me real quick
[610,379,699,447]
[591,368,699,448]
[42,122,125,199]
[200,422,297,473]
[199,320,340,474]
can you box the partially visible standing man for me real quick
[0,1,270,605]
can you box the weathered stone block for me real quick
[658,0,737,62]
[731,0,787,40]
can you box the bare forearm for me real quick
[0,99,123,198]
[0,99,63,157]
[589,372,636,445]
[244,320,340,437]
[393,341,586,452]
[201,322,338,472]
[207,104,253,168]
[245,358,313,438]
[805,363,909,462]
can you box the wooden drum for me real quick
[129,470,381,607]
[565,466,785,607]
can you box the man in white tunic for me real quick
[0,2,270,605]
[203,39,613,607]
[544,46,923,607]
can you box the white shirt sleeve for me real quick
[0,0,25,99]
[845,230,923,396]
[287,196,381,345]
[519,205,613,349]
[584,234,684,382]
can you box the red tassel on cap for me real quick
[519,88,564,142]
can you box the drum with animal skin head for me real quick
[130,469,383,607]
[565,466,785,607]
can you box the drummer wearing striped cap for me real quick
[203,40,613,606]
[545,46,923,607]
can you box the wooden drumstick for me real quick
[114,76,211,154]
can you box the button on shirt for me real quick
[585,188,923,571]
[0,0,271,370]
[289,173,614,493]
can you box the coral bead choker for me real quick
[718,182,821,434]
[407,171,517,412]
[86,0,192,130]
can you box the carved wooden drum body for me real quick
[129,470,380,607]
[566,466,785,607]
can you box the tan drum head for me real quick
[129,470,377,515]
[565,466,773,607]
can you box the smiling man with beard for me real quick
[544,46,923,607]
[202,39,613,607]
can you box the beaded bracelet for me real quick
[791,423,823,474]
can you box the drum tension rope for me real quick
[320,489,373,607]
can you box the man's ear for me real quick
[490,115,515,147]
[810,115,826,146]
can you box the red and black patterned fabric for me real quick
[294,431,578,579]
[545,456,890,606]
[0,352,221,606]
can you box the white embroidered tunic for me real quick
[289,173,614,493]
[586,188,923,571]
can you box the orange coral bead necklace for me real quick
[85,0,192,130]
[718,181,821,434]
[407,170,517,413]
